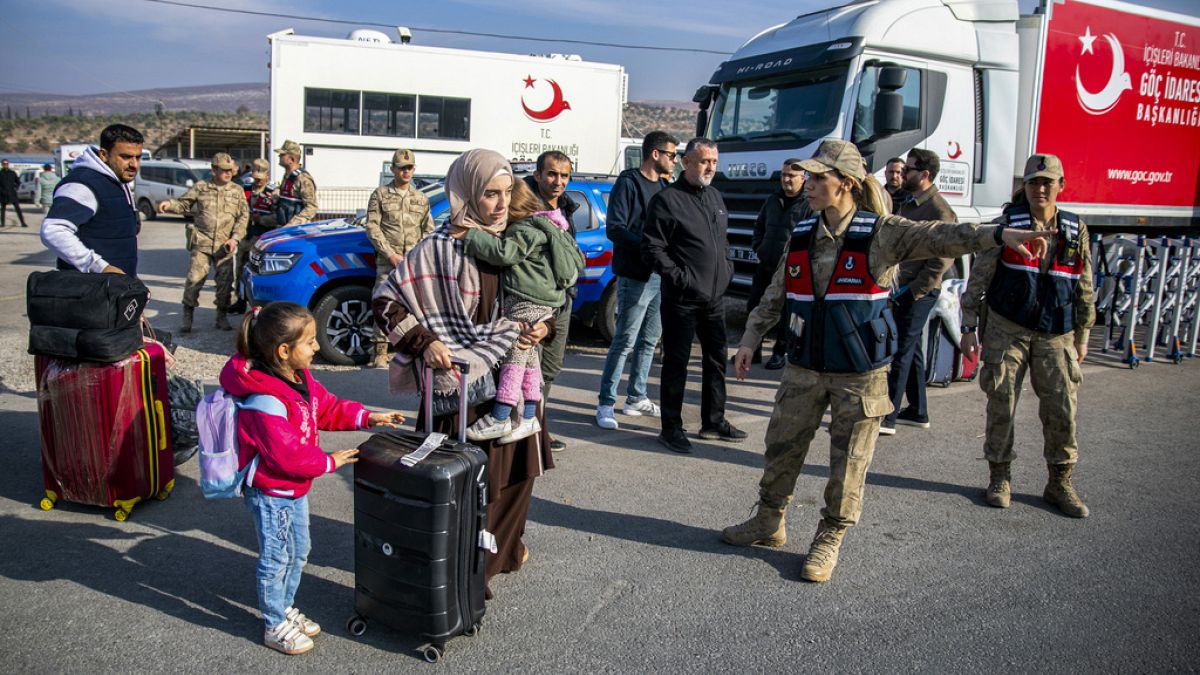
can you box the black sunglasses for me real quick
[654,148,678,160]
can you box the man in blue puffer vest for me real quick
[41,124,144,277]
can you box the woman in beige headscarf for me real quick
[373,149,555,595]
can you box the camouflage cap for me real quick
[211,152,236,170]
[275,139,302,157]
[1023,153,1064,181]
[392,149,416,167]
[251,158,270,178]
[798,139,866,181]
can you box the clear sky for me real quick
[1,0,1195,102]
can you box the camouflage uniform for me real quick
[365,181,433,346]
[742,208,1004,527]
[961,211,1095,466]
[164,180,249,311]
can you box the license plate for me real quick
[728,247,758,262]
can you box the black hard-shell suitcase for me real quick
[348,361,490,663]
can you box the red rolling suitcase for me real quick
[35,343,175,521]
[957,348,980,382]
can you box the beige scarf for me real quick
[447,149,513,238]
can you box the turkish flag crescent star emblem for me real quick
[522,77,571,122]
[1075,28,1132,115]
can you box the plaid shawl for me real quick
[376,225,522,397]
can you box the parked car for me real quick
[134,159,213,221]
[17,169,39,202]
[243,177,617,365]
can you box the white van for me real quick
[134,159,213,221]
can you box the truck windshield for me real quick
[709,67,847,146]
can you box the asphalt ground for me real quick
[0,215,1197,672]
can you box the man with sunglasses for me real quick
[594,131,678,430]
[365,148,434,368]
[159,152,249,332]
[879,148,956,436]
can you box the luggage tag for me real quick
[478,529,498,554]
[400,432,447,467]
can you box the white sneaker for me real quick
[622,398,661,417]
[466,413,512,442]
[264,620,314,655]
[285,606,321,637]
[497,416,542,444]
[595,405,619,430]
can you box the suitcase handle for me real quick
[154,400,167,451]
[424,357,472,442]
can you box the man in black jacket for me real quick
[594,131,677,430]
[0,159,27,227]
[524,151,578,452]
[642,137,747,453]
[747,159,809,370]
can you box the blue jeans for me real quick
[598,274,663,407]
[244,488,311,629]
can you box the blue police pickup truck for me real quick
[243,179,618,365]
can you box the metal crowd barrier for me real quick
[1093,234,1200,368]
[313,187,374,221]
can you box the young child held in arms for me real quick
[457,179,584,444]
[219,301,404,655]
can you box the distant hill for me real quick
[0,83,700,154]
[0,83,270,117]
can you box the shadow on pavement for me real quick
[528,496,806,582]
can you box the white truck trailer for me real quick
[267,28,627,193]
[691,0,1200,290]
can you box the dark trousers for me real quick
[540,299,571,401]
[746,255,787,357]
[885,291,938,422]
[0,198,26,226]
[659,293,728,433]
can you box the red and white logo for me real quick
[521,75,571,122]
[1075,26,1132,115]
[946,141,962,159]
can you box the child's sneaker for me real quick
[285,606,321,637]
[595,405,619,430]
[264,620,314,655]
[498,416,542,444]
[466,413,512,441]
[623,398,661,417]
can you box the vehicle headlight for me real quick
[258,251,302,275]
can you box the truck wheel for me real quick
[596,282,617,343]
[313,285,374,366]
[138,199,156,222]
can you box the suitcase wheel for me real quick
[421,644,446,664]
[464,622,481,637]
[346,615,367,637]
[114,509,129,522]
[38,497,55,511]
[156,479,175,501]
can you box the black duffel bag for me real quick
[27,270,150,362]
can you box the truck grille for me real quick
[715,176,777,295]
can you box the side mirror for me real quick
[696,110,708,138]
[878,66,907,91]
[874,91,904,136]
[185,179,195,188]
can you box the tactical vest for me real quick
[275,169,307,225]
[54,167,139,277]
[783,211,897,373]
[986,206,1084,335]
[246,186,274,216]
